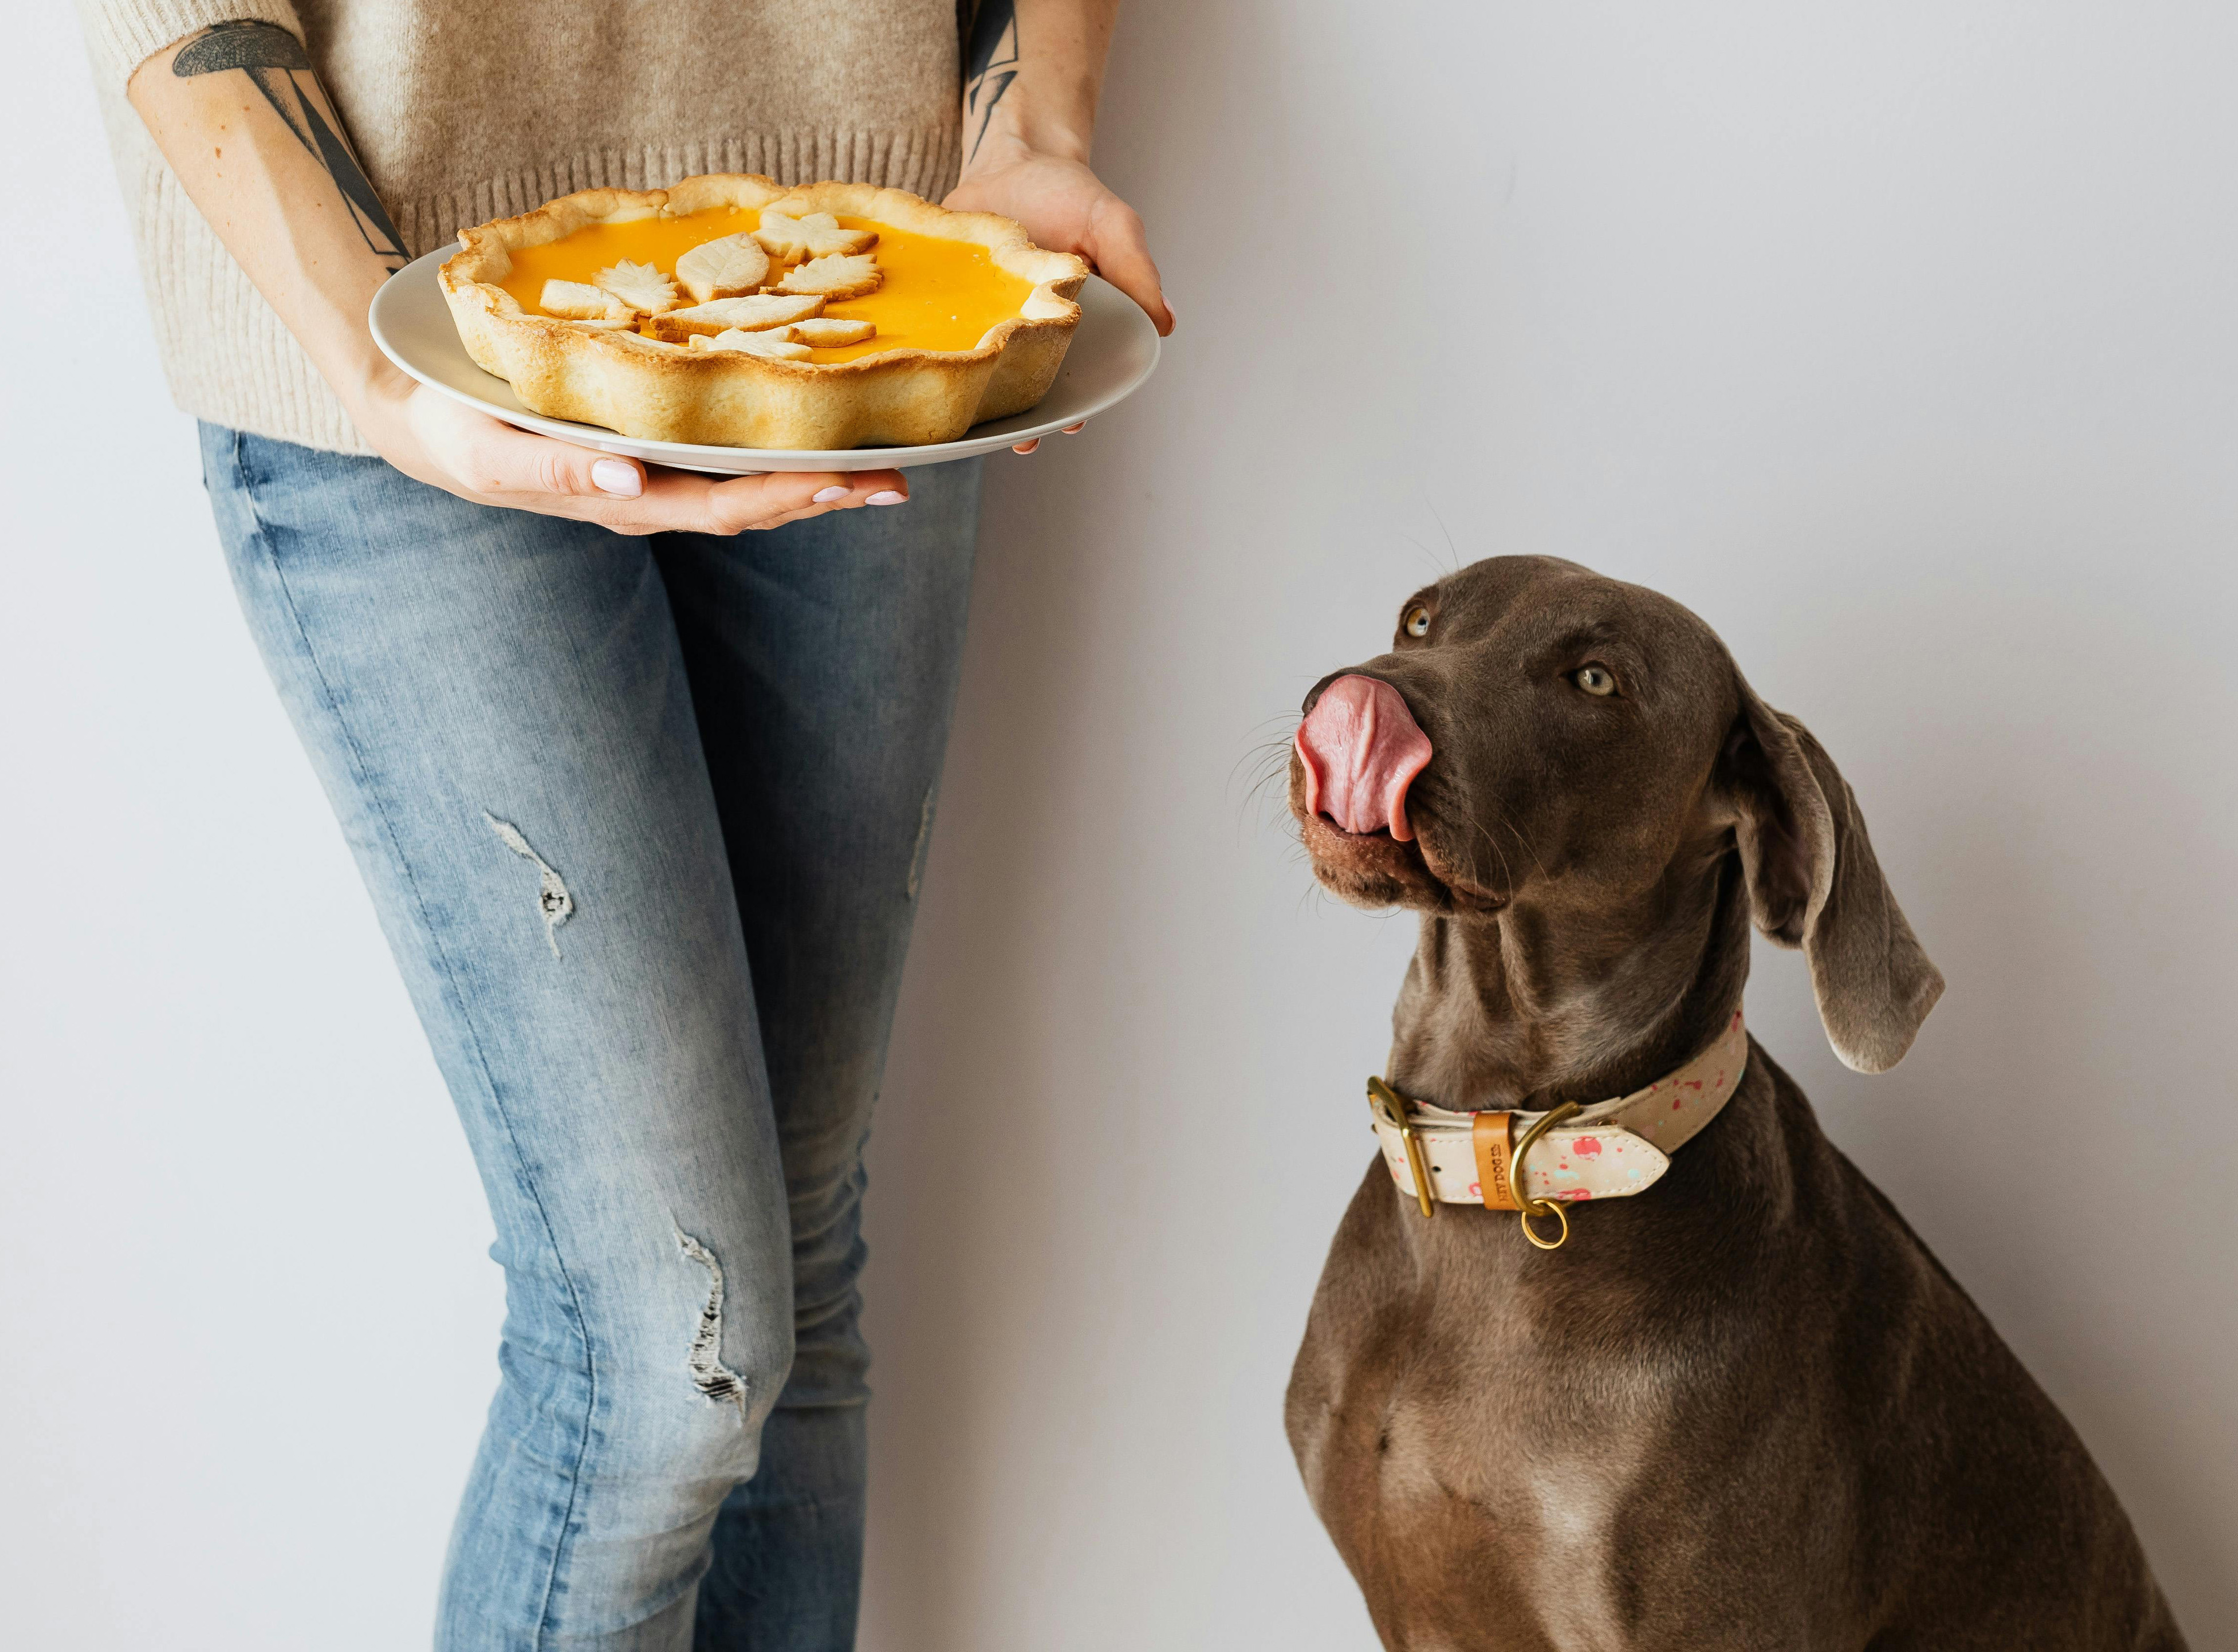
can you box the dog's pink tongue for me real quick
[1295,675,1432,840]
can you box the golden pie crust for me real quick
[439,175,1090,450]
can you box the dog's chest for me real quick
[1360,1384,1651,1651]
[1289,1187,1682,1651]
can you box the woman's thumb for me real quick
[585,456,644,497]
[466,420,645,500]
[528,439,641,498]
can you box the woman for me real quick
[81,0,1170,1645]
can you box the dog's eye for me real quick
[1573,664,1617,696]
[1402,605,1432,639]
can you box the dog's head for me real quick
[1288,555,1943,1072]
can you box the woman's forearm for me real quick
[127,21,407,420]
[963,0,1119,170]
[948,0,1169,334]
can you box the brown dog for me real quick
[1283,556,2185,1651]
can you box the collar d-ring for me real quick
[1511,1101,1580,1250]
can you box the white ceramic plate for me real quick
[369,245,1161,474]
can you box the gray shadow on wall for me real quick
[855,459,1119,1649]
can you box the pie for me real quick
[438,174,1090,450]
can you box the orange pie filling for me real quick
[494,208,1037,365]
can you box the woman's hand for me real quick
[941,1,1169,452]
[946,137,1170,452]
[945,135,1173,336]
[348,367,909,534]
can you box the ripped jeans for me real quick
[199,426,981,1651]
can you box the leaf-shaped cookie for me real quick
[539,278,634,321]
[592,260,679,315]
[787,317,877,347]
[687,327,814,360]
[640,294,827,342]
[774,253,882,300]
[674,234,772,304]
[752,211,878,265]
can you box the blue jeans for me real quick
[199,426,981,1651]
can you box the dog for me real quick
[1282,556,2184,1651]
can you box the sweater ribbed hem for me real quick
[392,131,963,254]
[86,0,302,88]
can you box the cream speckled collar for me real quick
[1367,1010,1748,1226]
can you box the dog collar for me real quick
[1366,1009,1747,1248]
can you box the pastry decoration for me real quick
[787,317,876,347]
[640,294,827,342]
[773,252,882,300]
[687,327,814,360]
[591,260,679,315]
[752,211,877,264]
[673,233,771,303]
[537,279,633,323]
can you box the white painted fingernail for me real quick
[867,490,908,506]
[592,459,641,497]
[812,486,847,503]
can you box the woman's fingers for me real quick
[1086,195,1173,336]
[677,469,907,534]
[1013,421,1089,455]
[396,375,917,532]
[412,398,905,532]
[613,466,905,535]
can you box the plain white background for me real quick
[6,1,2234,1646]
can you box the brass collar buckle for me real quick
[1366,1078,1582,1251]
[1366,1076,1436,1219]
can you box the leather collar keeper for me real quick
[1367,1010,1748,1249]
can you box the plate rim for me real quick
[368,244,1160,473]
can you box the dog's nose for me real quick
[1295,675,1432,840]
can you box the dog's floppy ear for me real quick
[1721,675,1944,1072]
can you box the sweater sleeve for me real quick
[80,0,304,90]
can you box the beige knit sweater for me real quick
[80,0,965,453]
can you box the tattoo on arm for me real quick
[962,0,1019,162]
[174,21,407,269]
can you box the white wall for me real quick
[6,2,2233,1646]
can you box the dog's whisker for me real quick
[1465,811,1515,894]
[1242,759,1300,830]
[1231,721,1306,836]
[1229,729,1293,781]
[1423,496,1463,577]
[1490,800,1549,883]
[1399,532,1449,583]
